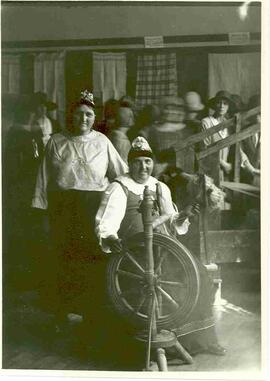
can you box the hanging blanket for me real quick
[135,53,178,109]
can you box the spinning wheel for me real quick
[106,185,201,370]
[107,232,200,331]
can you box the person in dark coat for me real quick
[30,92,61,161]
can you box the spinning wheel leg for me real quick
[138,330,193,371]
[174,340,193,364]
[156,348,168,371]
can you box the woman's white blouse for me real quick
[95,174,190,253]
[32,130,128,209]
[201,116,229,163]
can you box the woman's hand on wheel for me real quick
[103,236,123,254]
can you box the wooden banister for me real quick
[196,123,260,160]
[174,106,260,152]
[174,117,235,151]
[233,113,242,183]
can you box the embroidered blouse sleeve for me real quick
[106,138,128,181]
[95,182,127,253]
[31,137,54,210]
[159,182,190,235]
[158,182,176,215]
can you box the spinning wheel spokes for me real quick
[155,251,165,273]
[125,251,145,274]
[159,280,186,287]
[119,287,141,297]
[116,269,144,280]
[107,232,200,330]
[154,290,162,319]
[156,285,179,309]
[135,293,148,314]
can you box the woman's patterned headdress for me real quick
[79,90,95,108]
[128,136,153,162]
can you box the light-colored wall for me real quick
[2,3,261,42]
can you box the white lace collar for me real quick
[115,174,158,195]
[64,130,97,142]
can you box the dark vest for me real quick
[114,180,161,240]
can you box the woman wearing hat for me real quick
[201,91,235,184]
[142,96,190,175]
[184,91,205,122]
[32,90,128,330]
[184,91,206,139]
[96,136,226,363]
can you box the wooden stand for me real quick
[136,329,193,371]
[137,186,193,371]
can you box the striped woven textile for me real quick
[135,53,178,109]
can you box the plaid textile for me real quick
[135,53,178,109]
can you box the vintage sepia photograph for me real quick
[1,0,266,378]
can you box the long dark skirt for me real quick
[45,190,108,319]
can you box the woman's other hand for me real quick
[183,203,200,218]
[252,171,260,187]
[220,160,232,174]
[103,236,123,254]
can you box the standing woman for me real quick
[201,91,235,184]
[32,90,128,328]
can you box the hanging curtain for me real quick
[93,52,127,104]
[34,52,66,126]
[135,53,178,110]
[177,52,208,102]
[2,55,21,94]
[208,53,261,104]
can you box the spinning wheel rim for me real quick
[107,232,200,330]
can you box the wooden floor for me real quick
[2,264,261,373]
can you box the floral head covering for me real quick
[128,136,153,162]
[79,90,95,108]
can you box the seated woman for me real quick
[32,90,128,329]
[96,137,226,358]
